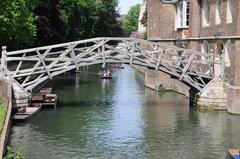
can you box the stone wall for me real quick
[144,69,190,97]
[0,79,12,157]
[0,80,10,107]
[197,76,227,110]
[227,85,240,114]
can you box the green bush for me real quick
[0,103,6,132]
[143,31,148,40]
[5,146,24,159]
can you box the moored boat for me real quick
[31,88,58,108]
[111,63,124,69]
[31,94,44,104]
[228,149,240,159]
[43,94,58,108]
[39,87,52,94]
[12,106,42,122]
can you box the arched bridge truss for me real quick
[1,37,220,93]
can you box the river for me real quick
[9,65,240,159]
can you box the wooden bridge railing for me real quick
[0,37,221,93]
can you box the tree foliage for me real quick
[59,0,123,41]
[0,0,37,50]
[35,0,66,46]
[0,0,123,50]
[122,4,141,35]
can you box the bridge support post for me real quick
[11,81,30,108]
[196,76,227,110]
[1,46,7,79]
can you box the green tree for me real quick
[122,4,141,35]
[34,0,66,46]
[59,0,123,41]
[0,0,37,50]
[94,0,123,37]
[60,0,100,41]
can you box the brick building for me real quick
[147,0,240,114]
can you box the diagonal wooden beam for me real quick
[22,48,51,85]
[36,49,52,80]
[155,48,165,70]
[179,53,196,81]
[14,53,26,76]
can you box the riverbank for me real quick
[0,80,12,158]
[0,104,6,132]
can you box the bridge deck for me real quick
[1,37,222,93]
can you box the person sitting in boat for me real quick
[103,70,107,77]
[107,70,111,76]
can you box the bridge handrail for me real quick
[4,37,220,59]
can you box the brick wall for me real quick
[148,0,176,39]
[232,40,240,86]
[148,0,240,40]
[198,0,240,37]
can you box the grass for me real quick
[0,102,6,133]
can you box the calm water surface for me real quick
[9,66,240,159]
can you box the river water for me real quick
[9,65,240,159]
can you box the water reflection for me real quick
[9,65,240,159]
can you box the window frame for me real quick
[176,0,190,29]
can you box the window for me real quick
[201,40,209,62]
[202,0,210,27]
[215,0,221,25]
[226,0,233,23]
[202,40,209,53]
[176,0,189,29]
[224,40,231,67]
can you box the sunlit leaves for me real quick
[0,0,37,50]
[122,4,141,35]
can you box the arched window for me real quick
[202,40,209,53]
[202,0,210,26]
[226,0,233,23]
[215,0,221,25]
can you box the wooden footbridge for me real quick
[0,37,221,94]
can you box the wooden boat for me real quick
[31,93,57,108]
[100,75,112,79]
[98,71,112,79]
[43,94,58,108]
[31,94,44,103]
[39,87,52,94]
[12,106,42,122]
[228,149,240,159]
[111,64,124,69]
